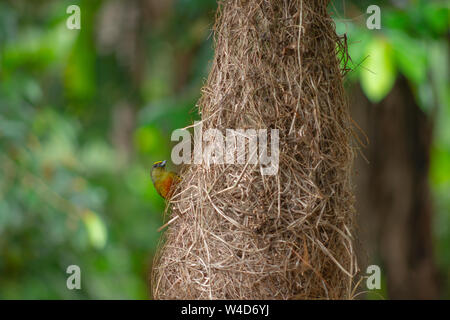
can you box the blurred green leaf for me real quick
[430,146,450,186]
[387,30,427,85]
[423,3,450,36]
[64,35,96,102]
[82,210,107,250]
[360,36,397,103]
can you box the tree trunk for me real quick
[351,76,440,299]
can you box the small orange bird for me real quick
[151,160,180,199]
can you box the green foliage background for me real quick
[0,0,448,299]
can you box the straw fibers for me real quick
[152,0,358,299]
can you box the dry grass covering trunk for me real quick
[152,0,358,299]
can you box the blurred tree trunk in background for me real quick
[351,76,440,299]
[97,0,144,162]
[98,0,173,162]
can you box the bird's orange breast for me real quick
[155,173,177,199]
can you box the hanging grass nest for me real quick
[151,0,358,299]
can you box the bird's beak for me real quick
[161,160,167,167]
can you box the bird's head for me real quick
[152,160,167,169]
[151,160,167,182]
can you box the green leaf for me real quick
[424,3,450,36]
[82,210,107,250]
[387,30,427,85]
[430,146,450,186]
[360,36,397,103]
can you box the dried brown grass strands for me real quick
[152,0,358,299]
